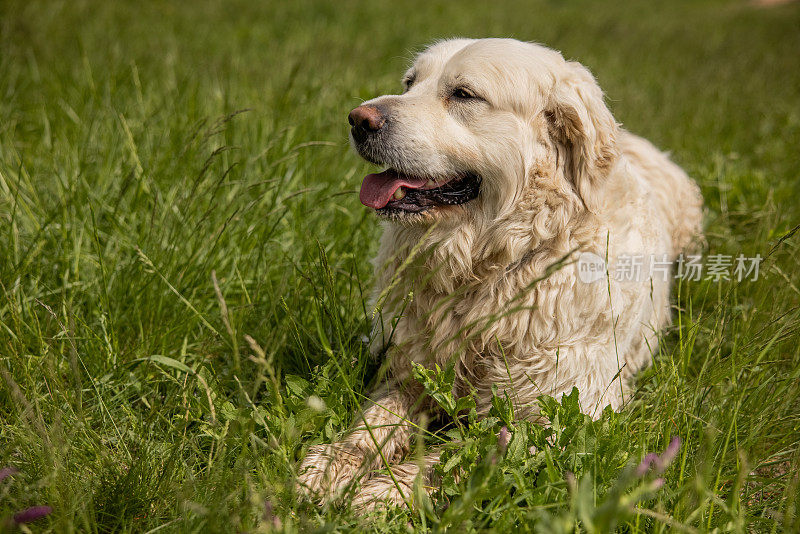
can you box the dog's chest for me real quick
[387,266,584,383]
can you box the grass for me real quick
[1,0,799,531]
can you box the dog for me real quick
[297,38,703,509]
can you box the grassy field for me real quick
[1,0,799,531]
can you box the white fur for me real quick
[298,38,703,508]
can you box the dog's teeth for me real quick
[393,187,406,200]
[426,180,435,187]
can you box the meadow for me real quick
[1,0,799,532]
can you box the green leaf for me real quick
[136,354,193,374]
[284,374,310,397]
[506,428,527,463]
[443,450,464,473]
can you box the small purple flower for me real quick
[263,499,281,529]
[636,437,682,476]
[661,436,681,466]
[498,426,510,454]
[636,453,660,476]
[0,467,18,483]
[13,505,52,524]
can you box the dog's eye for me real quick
[452,87,476,99]
[403,75,416,92]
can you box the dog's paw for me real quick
[296,444,334,501]
[296,443,362,503]
[351,474,412,510]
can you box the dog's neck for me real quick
[374,163,593,295]
[374,204,588,297]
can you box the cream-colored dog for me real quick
[298,38,703,509]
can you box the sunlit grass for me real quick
[0,0,799,531]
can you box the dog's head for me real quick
[351,38,619,269]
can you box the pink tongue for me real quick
[359,170,428,209]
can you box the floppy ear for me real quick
[546,61,619,211]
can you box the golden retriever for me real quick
[297,38,703,509]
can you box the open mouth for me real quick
[359,169,482,214]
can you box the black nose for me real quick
[348,105,385,143]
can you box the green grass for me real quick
[1,0,799,531]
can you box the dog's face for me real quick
[350,38,618,232]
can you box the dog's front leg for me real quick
[296,383,417,503]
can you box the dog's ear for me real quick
[545,61,619,210]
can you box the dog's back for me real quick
[618,131,704,256]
